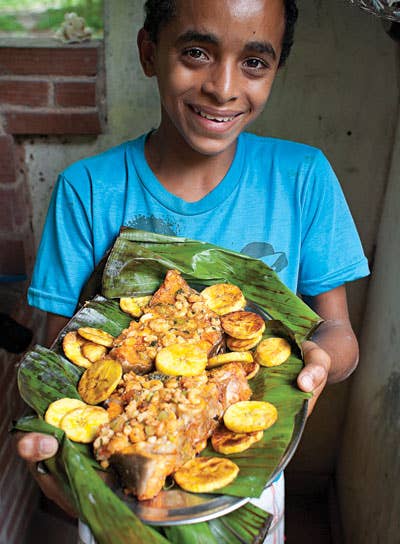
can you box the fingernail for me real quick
[300,375,313,391]
[39,437,57,456]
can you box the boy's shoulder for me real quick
[61,135,145,182]
[241,132,323,162]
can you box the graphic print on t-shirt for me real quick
[240,242,288,273]
[125,214,181,236]
[126,215,289,274]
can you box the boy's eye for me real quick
[243,58,269,72]
[183,48,208,61]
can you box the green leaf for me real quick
[62,439,169,544]
[15,229,320,543]
[164,523,218,544]
[17,346,83,417]
[208,503,272,544]
[101,229,322,344]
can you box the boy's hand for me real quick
[16,432,77,518]
[297,340,331,415]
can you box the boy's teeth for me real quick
[194,107,235,122]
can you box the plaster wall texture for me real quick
[337,108,400,543]
[23,0,399,482]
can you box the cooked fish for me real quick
[93,362,251,500]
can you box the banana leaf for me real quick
[94,228,322,345]
[164,503,272,544]
[16,229,320,543]
[15,343,273,544]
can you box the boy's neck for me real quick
[145,129,237,203]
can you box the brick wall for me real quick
[0,43,104,135]
[0,40,105,544]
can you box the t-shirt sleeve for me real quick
[298,151,369,296]
[28,173,95,317]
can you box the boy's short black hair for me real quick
[143,0,298,67]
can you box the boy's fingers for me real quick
[297,341,331,392]
[16,432,58,462]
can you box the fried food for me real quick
[81,342,108,362]
[254,337,291,367]
[111,270,223,374]
[45,397,86,428]
[226,331,263,351]
[241,361,260,380]
[62,331,92,369]
[207,351,253,368]
[173,457,239,493]
[93,362,251,500]
[78,358,123,405]
[201,283,246,316]
[60,405,109,443]
[221,311,266,340]
[78,327,115,348]
[119,296,152,318]
[155,343,208,376]
[211,424,263,454]
[223,400,278,433]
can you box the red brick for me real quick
[0,134,16,184]
[54,80,96,107]
[0,79,49,107]
[4,110,102,135]
[0,239,26,276]
[0,186,28,229]
[0,46,99,76]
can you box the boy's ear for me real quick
[137,28,157,77]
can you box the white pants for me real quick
[78,472,284,544]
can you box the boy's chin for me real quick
[183,134,238,158]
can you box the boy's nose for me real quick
[201,62,238,104]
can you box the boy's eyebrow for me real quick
[175,30,277,61]
[246,41,277,61]
[175,30,219,46]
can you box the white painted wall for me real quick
[24,0,400,510]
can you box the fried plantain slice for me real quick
[77,327,115,348]
[211,424,264,454]
[45,397,87,428]
[60,405,109,443]
[78,358,123,405]
[174,456,239,493]
[155,343,208,376]
[81,342,108,363]
[119,296,152,318]
[62,331,92,369]
[226,331,263,351]
[207,351,253,368]
[221,311,266,340]
[254,337,292,367]
[241,361,260,380]
[201,283,246,316]
[223,400,278,433]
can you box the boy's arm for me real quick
[297,285,359,414]
[45,313,69,347]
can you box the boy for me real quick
[17,1,369,542]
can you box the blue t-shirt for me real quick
[28,132,369,317]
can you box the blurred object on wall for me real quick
[55,12,92,43]
[348,0,400,21]
[0,313,32,353]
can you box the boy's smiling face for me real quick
[140,0,285,158]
